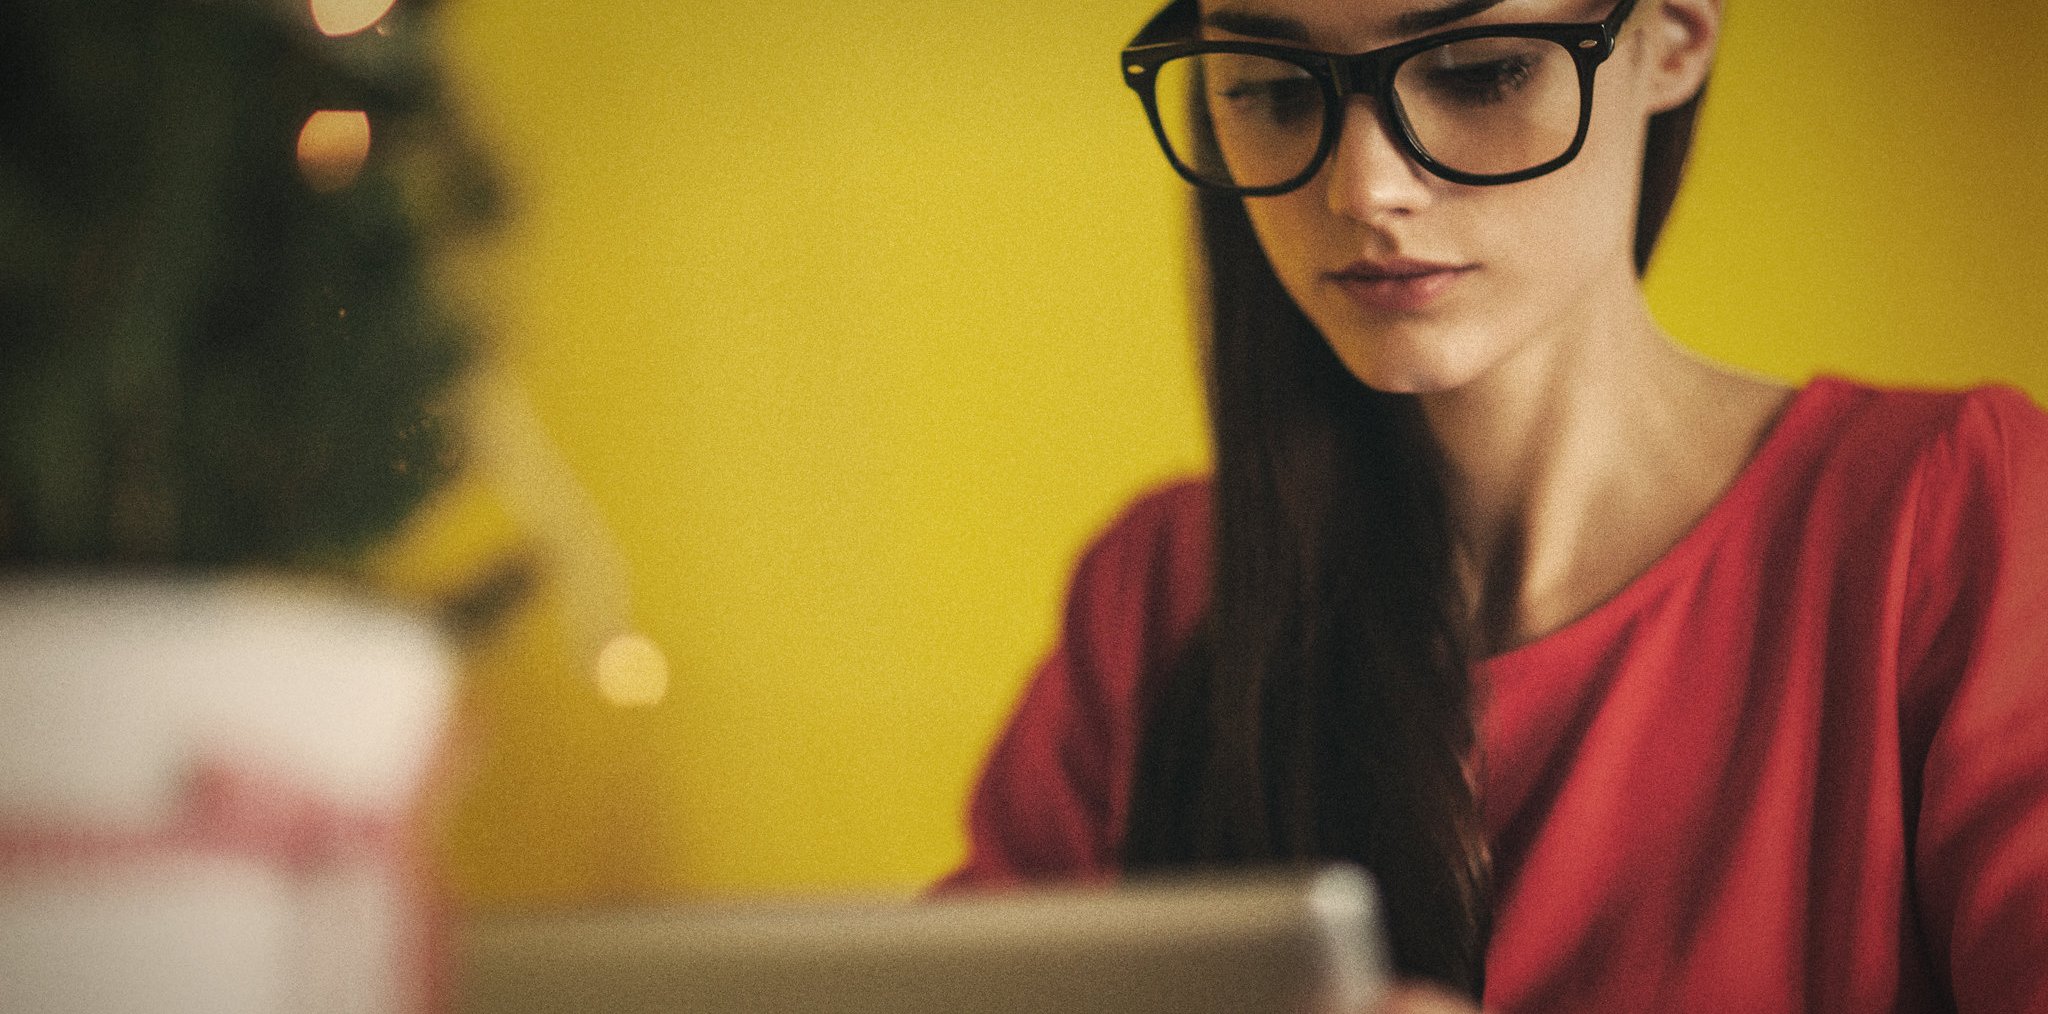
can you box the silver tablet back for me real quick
[455,865,1388,1014]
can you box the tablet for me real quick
[454,865,1388,1014]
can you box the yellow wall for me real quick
[430,0,2047,902]
[1646,1,2047,388]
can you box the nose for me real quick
[1321,96,1435,222]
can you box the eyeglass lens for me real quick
[1151,38,1584,189]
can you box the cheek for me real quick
[1480,74,1653,275]
[1241,194,1333,294]
[1581,52,1661,237]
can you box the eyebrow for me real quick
[1392,0,1512,35]
[1203,0,1511,45]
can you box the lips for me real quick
[1328,257,1475,314]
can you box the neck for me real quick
[1415,286,1788,654]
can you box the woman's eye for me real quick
[1420,56,1535,106]
[1218,77,1320,126]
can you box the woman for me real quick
[944,0,2048,1011]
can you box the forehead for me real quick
[1199,0,1607,50]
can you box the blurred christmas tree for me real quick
[0,0,499,571]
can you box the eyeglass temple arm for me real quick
[1602,0,1641,38]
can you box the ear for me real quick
[1635,0,1721,114]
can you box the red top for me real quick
[942,377,2048,1013]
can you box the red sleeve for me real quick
[936,480,1211,892]
[1906,387,2048,1012]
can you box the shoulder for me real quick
[1890,380,2048,594]
[1080,477,1211,560]
[1067,478,1212,605]
[1807,376,2048,520]
[1057,477,1214,694]
[1920,383,2048,502]
[1799,378,2048,700]
[1790,375,2048,582]
[1805,375,2047,463]
[1780,376,2047,517]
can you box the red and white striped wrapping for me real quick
[0,579,455,1014]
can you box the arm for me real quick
[939,480,1211,890]
[1906,387,2048,1013]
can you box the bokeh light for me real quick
[296,110,371,193]
[595,632,670,708]
[310,0,398,37]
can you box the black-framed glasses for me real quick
[1121,0,1639,194]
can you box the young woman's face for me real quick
[1207,0,1693,395]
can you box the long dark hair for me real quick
[1119,85,1709,997]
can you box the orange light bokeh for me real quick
[296,110,371,193]
[595,632,670,708]
[310,0,398,37]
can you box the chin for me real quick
[1321,324,1497,397]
